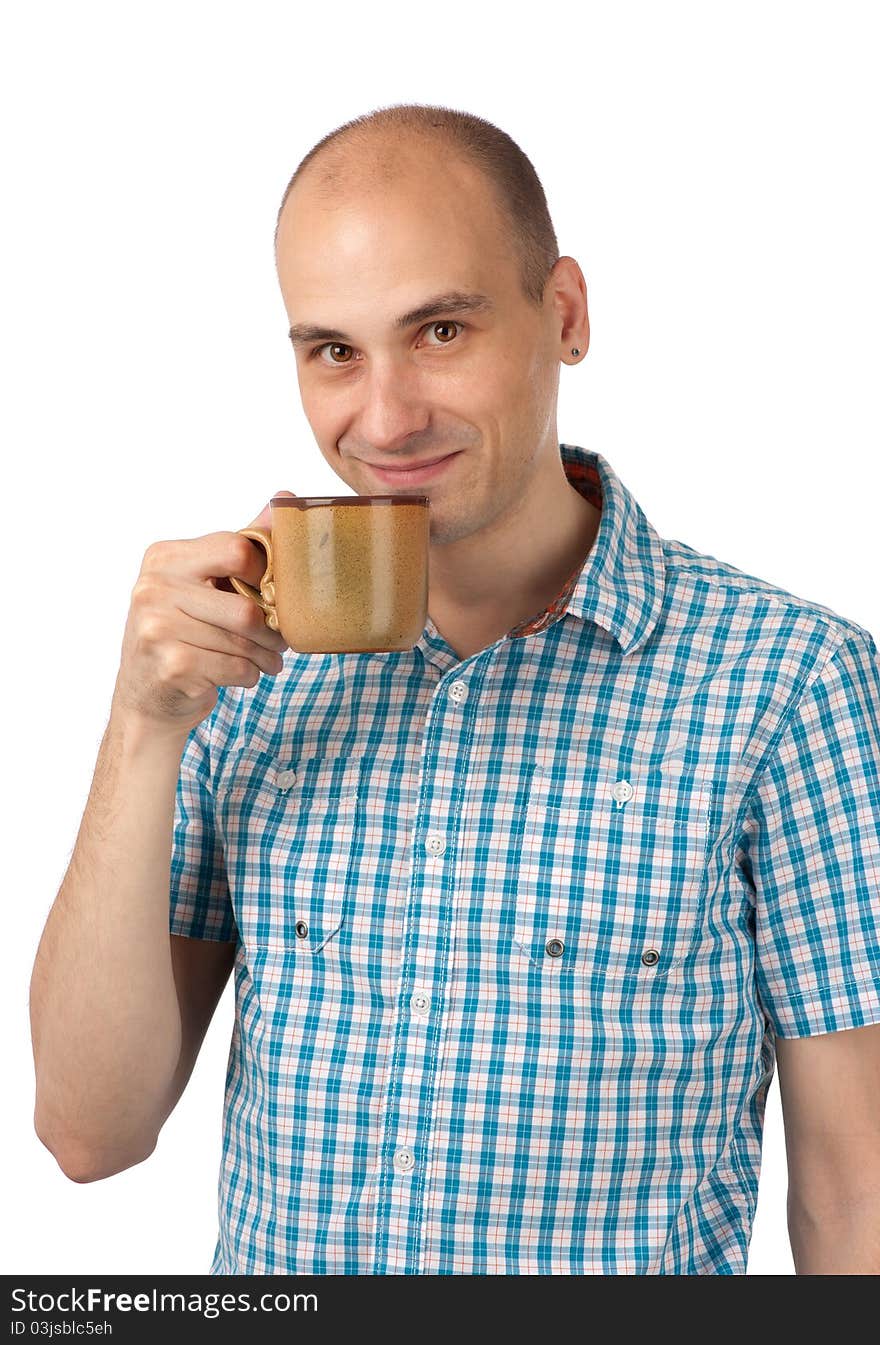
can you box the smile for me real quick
[366,452,462,486]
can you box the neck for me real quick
[427,451,601,650]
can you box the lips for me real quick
[364,451,463,486]
[367,454,450,471]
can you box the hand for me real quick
[111,492,296,737]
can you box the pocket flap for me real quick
[286,892,345,953]
[216,751,358,956]
[514,764,716,976]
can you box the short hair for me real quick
[274,103,560,309]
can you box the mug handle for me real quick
[228,526,280,633]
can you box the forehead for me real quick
[276,153,516,311]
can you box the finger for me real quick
[212,489,299,594]
[167,609,286,675]
[230,536,273,591]
[175,582,290,652]
[176,645,278,692]
[242,489,298,532]
[146,532,272,589]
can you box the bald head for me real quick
[273,104,561,309]
[292,126,433,203]
[278,129,507,259]
[277,126,506,269]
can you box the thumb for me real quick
[245,489,297,531]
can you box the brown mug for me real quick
[228,493,430,654]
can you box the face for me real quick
[275,149,579,547]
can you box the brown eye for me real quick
[427,321,460,344]
[323,343,352,364]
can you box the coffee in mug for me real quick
[229,493,430,654]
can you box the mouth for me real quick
[365,452,462,487]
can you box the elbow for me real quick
[34,1113,157,1184]
[52,1139,156,1185]
[53,1149,114,1185]
[59,1149,151,1185]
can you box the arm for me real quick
[29,708,235,1182]
[775,1021,880,1273]
[29,519,286,1182]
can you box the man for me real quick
[30,103,880,1275]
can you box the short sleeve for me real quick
[747,629,880,1037]
[169,711,237,943]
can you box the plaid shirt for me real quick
[169,443,880,1274]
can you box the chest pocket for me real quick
[214,749,360,956]
[513,764,715,979]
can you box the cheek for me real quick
[298,382,342,438]
[522,343,556,394]
[490,347,541,404]
[450,364,513,419]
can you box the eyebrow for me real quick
[287,290,495,348]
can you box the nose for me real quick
[353,361,430,455]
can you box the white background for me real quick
[3,0,878,1276]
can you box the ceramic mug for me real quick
[228,493,430,654]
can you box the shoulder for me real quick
[660,535,873,655]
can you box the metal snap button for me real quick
[295,920,309,939]
[641,947,660,966]
[545,938,565,958]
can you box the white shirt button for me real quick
[611,779,634,805]
[275,768,297,790]
[425,832,446,857]
[448,679,469,705]
[393,1146,416,1173]
[411,991,431,1016]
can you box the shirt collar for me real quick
[386,441,667,664]
[556,443,667,657]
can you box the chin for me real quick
[428,513,475,547]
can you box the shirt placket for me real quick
[371,670,475,1273]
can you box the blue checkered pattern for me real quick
[169,444,880,1274]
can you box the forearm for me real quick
[29,704,190,1179]
[789,1193,880,1274]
